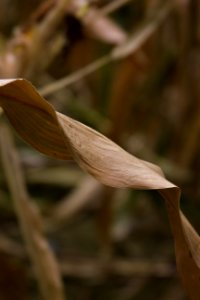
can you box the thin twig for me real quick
[39,54,111,96]
[37,0,70,41]
[39,3,173,97]
[0,233,25,257]
[60,257,175,279]
[100,0,133,16]
[48,176,102,230]
[0,124,65,300]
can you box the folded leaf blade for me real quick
[0,78,200,300]
[0,79,72,159]
[57,111,174,189]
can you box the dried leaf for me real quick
[0,78,200,300]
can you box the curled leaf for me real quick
[0,79,72,159]
[0,78,200,300]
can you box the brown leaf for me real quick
[0,79,72,159]
[0,78,200,300]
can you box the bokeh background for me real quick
[0,0,199,299]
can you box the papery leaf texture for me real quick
[0,79,200,300]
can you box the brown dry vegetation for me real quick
[0,0,200,299]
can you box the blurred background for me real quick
[0,0,199,299]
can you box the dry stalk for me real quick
[0,0,70,78]
[48,176,102,230]
[0,124,65,300]
[0,0,126,78]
